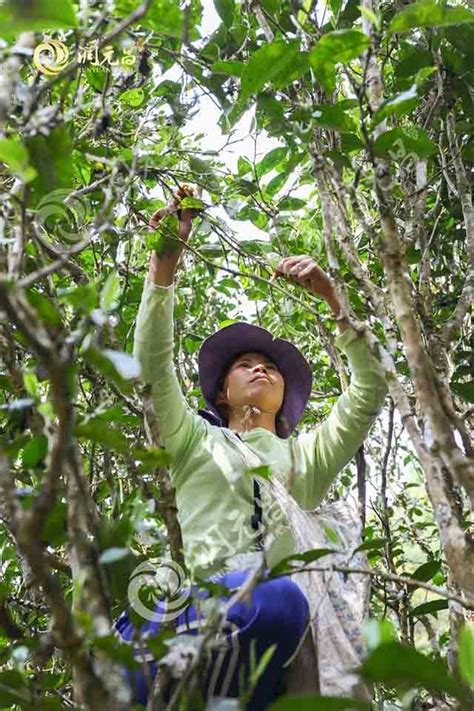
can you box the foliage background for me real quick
[0,0,472,709]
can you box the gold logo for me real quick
[33,40,70,76]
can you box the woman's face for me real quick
[216,351,285,415]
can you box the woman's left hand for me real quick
[271,255,337,301]
[272,255,347,325]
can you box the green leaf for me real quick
[57,282,98,314]
[240,39,301,102]
[0,0,77,35]
[250,643,276,689]
[277,197,306,211]
[269,548,335,576]
[26,289,63,327]
[119,88,145,107]
[0,138,37,183]
[451,381,474,404]
[238,156,253,175]
[199,244,225,258]
[406,246,421,264]
[188,156,214,175]
[373,126,436,158]
[246,464,272,480]
[26,126,74,207]
[360,5,380,31]
[235,206,268,229]
[309,30,370,93]
[415,65,437,87]
[390,2,474,34]
[322,524,340,545]
[329,0,343,16]
[38,671,65,691]
[155,79,182,98]
[21,435,48,469]
[458,624,474,688]
[218,317,239,328]
[214,0,235,28]
[235,178,259,196]
[85,67,108,92]
[81,346,133,395]
[310,103,356,133]
[211,60,244,76]
[0,374,14,394]
[100,271,121,312]
[143,628,176,662]
[360,641,463,698]
[188,156,220,191]
[42,501,67,547]
[354,537,388,553]
[180,196,205,211]
[75,421,130,454]
[0,670,32,706]
[313,29,370,64]
[341,133,364,153]
[270,695,370,710]
[23,371,39,399]
[116,0,185,39]
[131,446,173,469]
[410,559,442,584]
[396,48,433,79]
[184,334,202,354]
[372,85,419,126]
[266,171,288,197]
[410,600,448,618]
[256,147,287,178]
[272,51,310,90]
[444,24,474,64]
[98,516,134,552]
[257,92,285,123]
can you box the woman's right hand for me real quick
[147,198,192,285]
[149,184,202,231]
[172,183,203,223]
[148,204,177,230]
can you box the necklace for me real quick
[230,404,278,435]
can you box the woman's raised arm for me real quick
[133,189,206,467]
[272,255,388,509]
[148,184,201,286]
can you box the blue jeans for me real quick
[114,568,310,710]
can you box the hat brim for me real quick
[197,322,312,438]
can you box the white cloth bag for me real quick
[268,476,372,700]
[221,428,372,700]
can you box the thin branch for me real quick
[272,563,474,610]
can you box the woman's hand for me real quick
[147,185,202,287]
[149,204,177,229]
[271,256,337,300]
[172,183,203,223]
[149,184,202,232]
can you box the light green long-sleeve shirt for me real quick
[133,277,388,578]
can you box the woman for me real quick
[115,190,388,708]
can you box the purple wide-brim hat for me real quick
[197,322,312,438]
